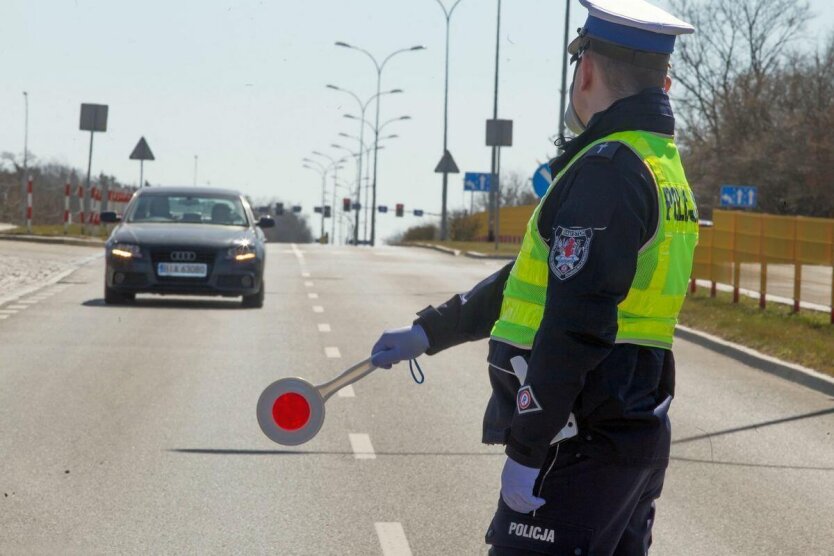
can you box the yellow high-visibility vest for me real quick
[490,130,699,350]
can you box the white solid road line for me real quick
[0,309,19,314]
[307,293,319,299]
[325,346,341,358]
[0,315,9,320]
[290,243,305,260]
[375,522,413,556]
[337,385,355,398]
[317,323,331,332]
[348,433,376,460]
[304,281,314,287]
[313,305,324,313]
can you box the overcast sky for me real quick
[4,0,833,241]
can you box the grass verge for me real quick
[679,288,834,377]
[2,224,108,239]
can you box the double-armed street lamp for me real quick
[311,151,349,243]
[326,85,404,246]
[334,41,425,246]
[303,155,345,243]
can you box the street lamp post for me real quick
[303,158,333,242]
[433,0,465,241]
[335,41,425,246]
[557,0,572,148]
[311,151,347,244]
[22,91,29,225]
[193,155,198,186]
[326,85,403,246]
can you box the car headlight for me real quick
[227,243,257,262]
[110,243,142,259]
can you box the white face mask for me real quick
[563,61,586,136]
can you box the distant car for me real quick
[100,187,274,308]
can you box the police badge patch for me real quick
[549,226,594,281]
[516,385,542,415]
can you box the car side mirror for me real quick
[257,216,275,229]
[100,211,121,223]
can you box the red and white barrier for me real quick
[26,177,33,232]
[64,182,71,233]
[91,187,101,226]
[77,185,85,225]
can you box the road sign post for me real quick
[129,136,155,189]
[486,118,513,250]
[80,103,108,234]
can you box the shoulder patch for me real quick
[549,226,594,280]
[584,141,621,160]
[516,385,542,415]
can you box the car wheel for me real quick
[104,286,134,305]
[242,281,265,308]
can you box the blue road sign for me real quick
[413,209,424,217]
[464,172,492,192]
[378,205,388,213]
[532,163,552,198]
[720,185,758,208]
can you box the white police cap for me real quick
[568,0,695,69]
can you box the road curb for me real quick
[675,325,834,397]
[464,250,515,260]
[409,243,461,256]
[0,234,105,248]
[0,252,104,307]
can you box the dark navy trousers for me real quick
[485,441,666,556]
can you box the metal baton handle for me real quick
[316,357,378,401]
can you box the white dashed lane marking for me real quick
[0,315,9,320]
[313,305,324,313]
[337,385,355,398]
[348,433,376,460]
[302,272,311,278]
[6,305,27,310]
[375,522,412,556]
[0,309,19,314]
[317,323,331,332]
[18,299,39,305]
[324,346,341,358]
[307,293,319,299]
[304,281,314,287]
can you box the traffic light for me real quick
[414,209,424,217]
[343,198,351,211]
[324,205,331,218]
[275,202,284,216]
[395,203,404,217]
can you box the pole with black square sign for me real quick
[80,103,108,234]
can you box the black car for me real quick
[101,187,274,308]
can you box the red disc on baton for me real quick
[272,392,311,431]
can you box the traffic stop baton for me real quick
[257,358,378,446]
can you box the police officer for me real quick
[371,0,698,553]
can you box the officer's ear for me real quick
[664,74,672,93]
[578,51,595,93]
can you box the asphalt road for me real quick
[1,243,832,555]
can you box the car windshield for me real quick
[127,194,248,226]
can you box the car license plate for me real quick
[157,262,207,278]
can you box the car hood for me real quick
[110,223,255,248]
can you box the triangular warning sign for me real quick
[434,150,459,174]
[130,137,155,161]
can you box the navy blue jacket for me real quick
[416,88,679,469]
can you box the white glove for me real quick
[500,456,546,513]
